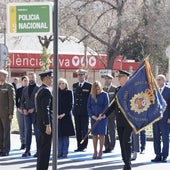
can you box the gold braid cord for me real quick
[144,58,155,98]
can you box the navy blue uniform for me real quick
[36,84,53,170]
[153,86,170,160]
[72,81,91,150]
[105,86,132,169]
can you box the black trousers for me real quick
[37,132,52,170]
[117,125,132,165]
[74,114,89,150]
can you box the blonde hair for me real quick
[58,78,69,89]
[91,81,103,100]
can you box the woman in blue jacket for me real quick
[87,81,109,159]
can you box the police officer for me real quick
[0,69,15,156]
[36,70,53,170]
[103,70,132,170]
[72,69,92,152]
[103,74,116,153]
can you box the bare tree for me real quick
[140,0,170,74]
[60,0,170,74]
[38,35,53,48]
[59,0,145,69]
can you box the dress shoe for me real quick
[33,152,37,157]
[140,149,145,154]
[151,156,162,162]
[74,148,85,152]
[62,154,67,158]
[123,164,131,170]
[97,151,103,159]
[22,150,31,157]
[162,157,167,162]
[58,153,63,158]
[20,144,26,150]
[103,148,112,153]
[0,152,9,156]
[74,149,79,152]
[131,152,137,161]
[92,152,97,159]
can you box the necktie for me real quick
[79,83,82,87]
[160,88,162,93]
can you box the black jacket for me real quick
[36,84,53,132]
[104,86,130,127]
[16,86,24,108]
[58,89,75,137]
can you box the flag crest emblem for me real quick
[116,58,167,133]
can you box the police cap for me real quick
[76,69,87,75]
[39,70,53,78]
[104,74,113,79]
[0,69,8,75]
[117,70,131,77]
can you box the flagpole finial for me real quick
[144,58,155,97]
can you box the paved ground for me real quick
[0,134,170,170]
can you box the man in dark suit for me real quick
[0,70,15,156]
[103,74,116,153]
[20,72,39,157]
[36,70,53,170]
[72,69,92,152]
[151,74,170,163]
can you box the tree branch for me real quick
[76,16,108,46]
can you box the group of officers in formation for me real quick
[0,68,170,170]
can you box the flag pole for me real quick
[53,0,58,169]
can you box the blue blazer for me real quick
[160,86,170,123]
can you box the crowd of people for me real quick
[0,68,170,170]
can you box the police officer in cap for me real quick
[101,70,132,170]
[72,69,92,152]
[36,70,53,170]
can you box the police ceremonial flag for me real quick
[116,59,167,133]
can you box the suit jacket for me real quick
[20,84,39,110]
[72,81,91,116]
[36,84,53,132]
[160,86,170,123]
[0,82,15,117]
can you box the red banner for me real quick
[9,52,139,70]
